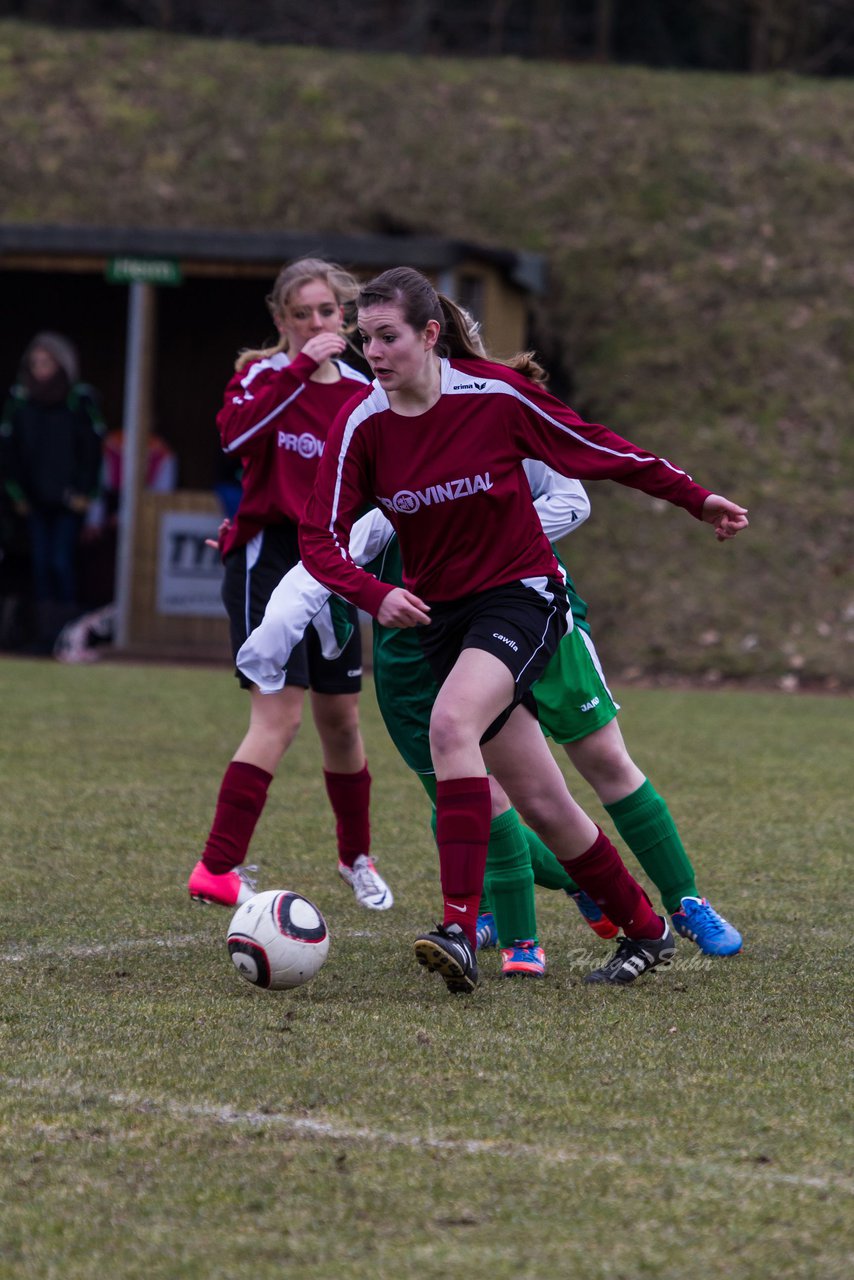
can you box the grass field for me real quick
[0,657,851,1279]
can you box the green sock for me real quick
[484,809,538,946]
[418,773,438,806]
[605,778,699,915]
[522,825,579,894]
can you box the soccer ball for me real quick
[227,889,329,991]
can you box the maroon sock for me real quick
[202,761,273,874]
[435,777,491,948]
[324,763,371,866]
[560,827,662,939]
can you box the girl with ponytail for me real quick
[299,266,748,993]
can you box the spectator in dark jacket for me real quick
[0,332,104,649]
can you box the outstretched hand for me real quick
[377,587,431,629]
[702,494,749,541]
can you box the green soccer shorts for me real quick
[533,622,619,744]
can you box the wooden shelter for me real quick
[0,224,546,659]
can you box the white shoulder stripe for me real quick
[504,381,688,473]
[225,383,306,454]
[226,358,370,454]
[459,368,688,475]
[239,352,290,391]
[444,359,687,476]
[328,389,386,558]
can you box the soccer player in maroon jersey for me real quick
[300,267,748,992]
[188,259,393,913]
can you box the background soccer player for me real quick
[188,259,392,915]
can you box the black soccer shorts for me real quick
[417,576,569,742]
[222,521,362,694]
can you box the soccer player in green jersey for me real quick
[497,567,742,961]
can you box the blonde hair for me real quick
[357,266,547,385]
[235,258,360,372]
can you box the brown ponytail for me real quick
[436,295,486,359]
[504,351,548,386]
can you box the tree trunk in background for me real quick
[749,0,810,72]
[8,0,854,73]
[594,0,614,63]
[488,0,512,56]
[532,0,565,59]
[405,0,433,54]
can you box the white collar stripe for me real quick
[335,360,371,384]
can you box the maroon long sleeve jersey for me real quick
[216,350,370,556]
[299,356,712,616]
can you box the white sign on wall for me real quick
[156,511,226,617]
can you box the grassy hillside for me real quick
[2,21,852,686]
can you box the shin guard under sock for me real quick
[324,763,372,867]
[605,779,698,915]
[202,761,273,874]
[559,827,662,939]
[435,777,491,948]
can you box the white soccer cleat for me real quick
[338,854,393,910]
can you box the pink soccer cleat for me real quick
[188,860,258,907]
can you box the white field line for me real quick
[0,929,378,963]
[4,1073,852,1198]
[1,933,712,972]
[1,934,208,962]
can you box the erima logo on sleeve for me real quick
[378,472,492,515]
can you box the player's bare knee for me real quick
[257,709,302,756]
[428,706,473,762]
[320,722,362,759]
[567,740,634,795]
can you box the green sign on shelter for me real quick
[106,256,183,286]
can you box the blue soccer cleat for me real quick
[670,896,742,956]
[475,911,498,950]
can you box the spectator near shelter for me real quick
[0,331,104,651]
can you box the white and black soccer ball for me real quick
[227,889,329,991]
